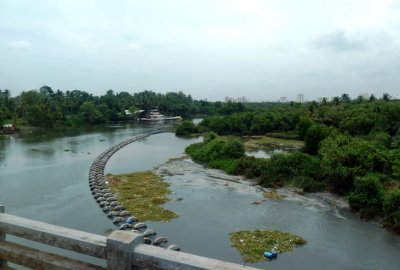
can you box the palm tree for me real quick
[369,94,377,102]
[382,93,391,101]
[340,93,351,103]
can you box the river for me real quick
[0,123,399,269]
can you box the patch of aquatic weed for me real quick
[106,171,178,222]
[229,229,306,263]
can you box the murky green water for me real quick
[1,123,399,269]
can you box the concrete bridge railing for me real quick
[0,206,261,270]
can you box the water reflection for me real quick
[0,135,13,166]
[26,147,55,157]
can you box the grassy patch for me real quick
[107,171,178,222]
[243,136,303,152]
[230,229,306,263]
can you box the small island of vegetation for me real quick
[106,171,178,222]
[230,230,306,263]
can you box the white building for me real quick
[225,96,247,103]
[296,93,304,103]
[280,97,287,103]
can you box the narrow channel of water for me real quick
[1,124,399,269]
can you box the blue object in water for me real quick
[126,217,135,224]
[264,251,278,259]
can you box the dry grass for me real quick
[263,190,287,200]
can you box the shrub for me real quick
[185,136,244,163]
[209,159,240,175]
[348,174,384,211]
[304,124,330,155]
[235,157,267,179]
[384,190,400,216]
[297,116,314,140]
[259,152,321,188]
[203,131,218,144]
[369,131,391,149]
[175,121,198,136]
[320,134,380,193]
[221,138,245,159]
[383,190,400,233]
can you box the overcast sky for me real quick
[1,0,400,101]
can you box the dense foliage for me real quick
[181,93,400,233]
[175,121,198,136]
[383,190,400,233]
[198,110,301,135]
[0,87,226,128]
[185,134,245,174]
[348,175,385,212]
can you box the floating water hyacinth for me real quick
[229,229,306,263]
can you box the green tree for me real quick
[320,134,383,193]
[175,121,198,136]
[383,190,400,215]
[203,131,218,144]
[332,96,340,105]
[297,116,314,140]
[187,137,244,163]
[348,174,384,211]
[382,93,391,101]
[339,106,378,135]
[304,124,329,155]
[355,95,365,103]
[340,93,351,103]
[221,138,245,159]
[383,190,400,233]
[0,89,13,124]
[369,94,377,102]
[79,101,106,124]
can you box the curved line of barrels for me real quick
[88,130,180,251]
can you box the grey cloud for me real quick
[313,30,365,52]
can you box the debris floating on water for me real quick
[230,229,306,263]
[263,250,278,260]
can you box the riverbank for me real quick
[156,156,398,231]
[156,157,350,214]
[183,131,400,234]
[152,156,400,269]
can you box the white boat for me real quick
[139,110,182,122]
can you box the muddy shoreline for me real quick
[156,158,356,221]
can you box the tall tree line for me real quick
[0,86,222,127]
